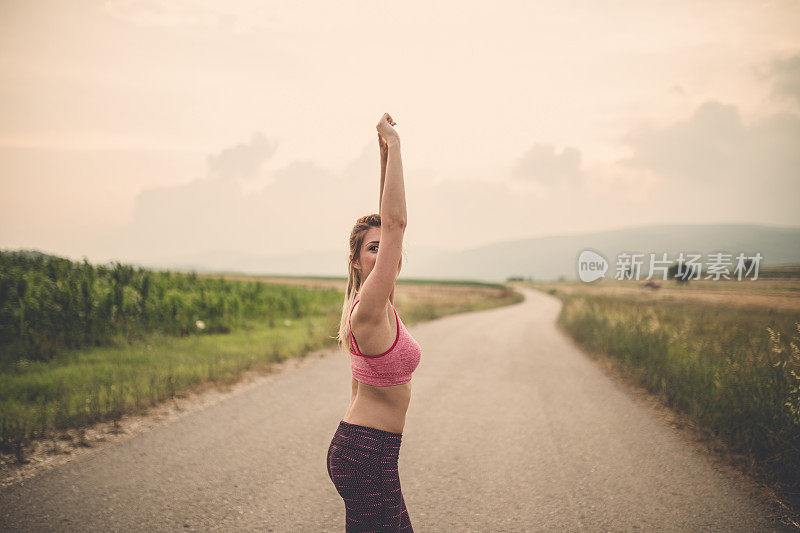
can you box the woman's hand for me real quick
[376,113,400,146]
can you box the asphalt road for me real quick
[0,288,792,532]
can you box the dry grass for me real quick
[529,275,800,523]
[522,277,800,312]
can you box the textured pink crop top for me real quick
[348,298,422,386]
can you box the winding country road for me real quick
[0,288,792,531]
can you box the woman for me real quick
[326,113,422,532]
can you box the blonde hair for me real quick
[335,213,406,352]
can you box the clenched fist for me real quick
[376,113,400,145]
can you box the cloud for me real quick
[766,52,800,105]
[510,144,583,187]
[121,135,380,260]
[618,100,800,187]
[590,163,662,204]
[122,131,556,261]
[117,101,800,265]
[506,140,658,203]
[340,138,383,190]
[206,131,277,181]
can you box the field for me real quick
[201,272,521,323]
[516,268,800,500]
[0,253,522,466]
[541,276,800,312]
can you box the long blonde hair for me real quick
[335,213,406,352]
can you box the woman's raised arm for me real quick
[376,114,406,226]
[379,134,388,212]
[355,114,405,319]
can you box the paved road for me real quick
[0,288,791,531]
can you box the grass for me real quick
[0,281,521,463]
[1,313,337,460]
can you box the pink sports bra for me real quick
[348,298,422,386]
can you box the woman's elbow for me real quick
[383,217,406,229]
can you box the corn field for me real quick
[0,250,339,366]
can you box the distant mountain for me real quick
[133,223,800,282]
[402,223,800,282]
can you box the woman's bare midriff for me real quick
[342,378,411,434]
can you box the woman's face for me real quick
[351,226,401,281]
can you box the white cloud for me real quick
[765,52,800,105]
[205,131,277,181]
[618,100,800,188]
[119,135,379,260]
[511,144,583,188]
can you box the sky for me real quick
[1,0,799,266]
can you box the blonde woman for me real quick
[326,113,422,532]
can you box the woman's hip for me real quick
[330,419,403,457]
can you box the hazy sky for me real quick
[1,0,799,265]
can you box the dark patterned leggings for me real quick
[327,420,413,532]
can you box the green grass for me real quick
[0,283,522,462]
[1,312,339,457]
